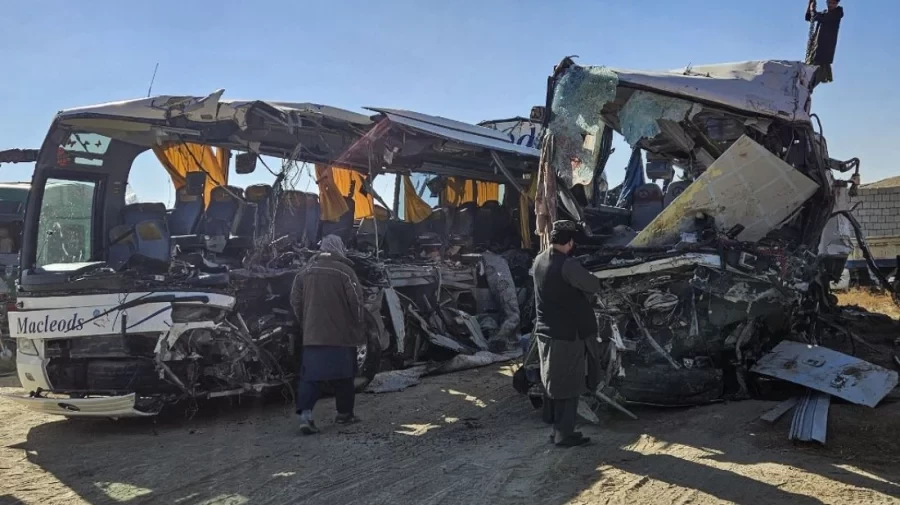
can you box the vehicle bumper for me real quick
[1,392,157,418]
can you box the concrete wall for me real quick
[851,186,900,238]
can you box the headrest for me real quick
[125,202,166,214]
[211,186,239,203]
[281,191,315,207]
[135,221,165,240]
[176,187,200,202]
[245,185,272,202]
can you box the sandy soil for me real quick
[3,359,900,505]
[3,289,900,505]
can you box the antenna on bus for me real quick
[147,63,159,97]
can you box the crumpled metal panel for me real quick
[630,135,819,247]
[752,340,899,408]
[610,60,816,123]
[481,251,520,342]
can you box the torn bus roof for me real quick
[366,107,540,158]
[546,59,818,187]
[604,60,815,123]
[57,93,373,128]
[54,92,537,182]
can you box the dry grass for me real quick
[836,288,900,319]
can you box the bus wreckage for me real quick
[515,58,895,414]
[3,96,540,417]
[3,59,892,421]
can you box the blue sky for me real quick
[2,0,897,206]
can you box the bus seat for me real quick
[108,225,136,270]
[202,186,243,237]
[244,184,273,233]
[122,203,167,227]
[630,183,664,231]
[357,216,388,251]
[449,202,477,247]
[474,200,509,248]
[134,220,171,264]
[664,181,690,208]
[168,187,204,236]
[320,196,355,244]
[273,190,308,242]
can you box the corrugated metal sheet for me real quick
[789,390,829,444]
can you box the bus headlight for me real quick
[17,338,38,356]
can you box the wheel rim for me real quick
[356,344,368,371]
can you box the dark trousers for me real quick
[296,378,356,416]
[543,395,578,440]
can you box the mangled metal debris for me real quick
[3,92,540,418]
[630,135,820,247]
[514,55,890,422]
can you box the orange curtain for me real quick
[442,178,501,207]
[314,164,351,222]
[153,143,230,207]
[476,181,500,205]
[402,174,433,223]
[520,176,538,249]
[331,167,374,219]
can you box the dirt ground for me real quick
[3,289,900,505]
[3,368,900,505]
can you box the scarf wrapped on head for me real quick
[320,234,347,260]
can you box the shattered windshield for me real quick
[35,179,96,267]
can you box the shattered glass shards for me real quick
[618,91,700,146]
[630,135,819,247]
[548,66,619,188]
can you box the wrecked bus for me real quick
[517,59,865,409]
[3,96,538,417]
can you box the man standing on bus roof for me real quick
[806,0,844,85]
[290,234,366,435]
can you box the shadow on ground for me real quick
[5,365,900,505]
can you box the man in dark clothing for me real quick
[806,0,844,85]
[290,234,366,435]
[531,220,601,447]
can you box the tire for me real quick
[317,313,382,395]
[354,313,382,392]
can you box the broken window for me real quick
[36,179,96,267]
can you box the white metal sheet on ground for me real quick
[751,341,899,408]
[630,135,818,247]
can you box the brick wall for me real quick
[851,186,900,238]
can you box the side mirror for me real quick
[530,106,545,123]
[235,152,257,174]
